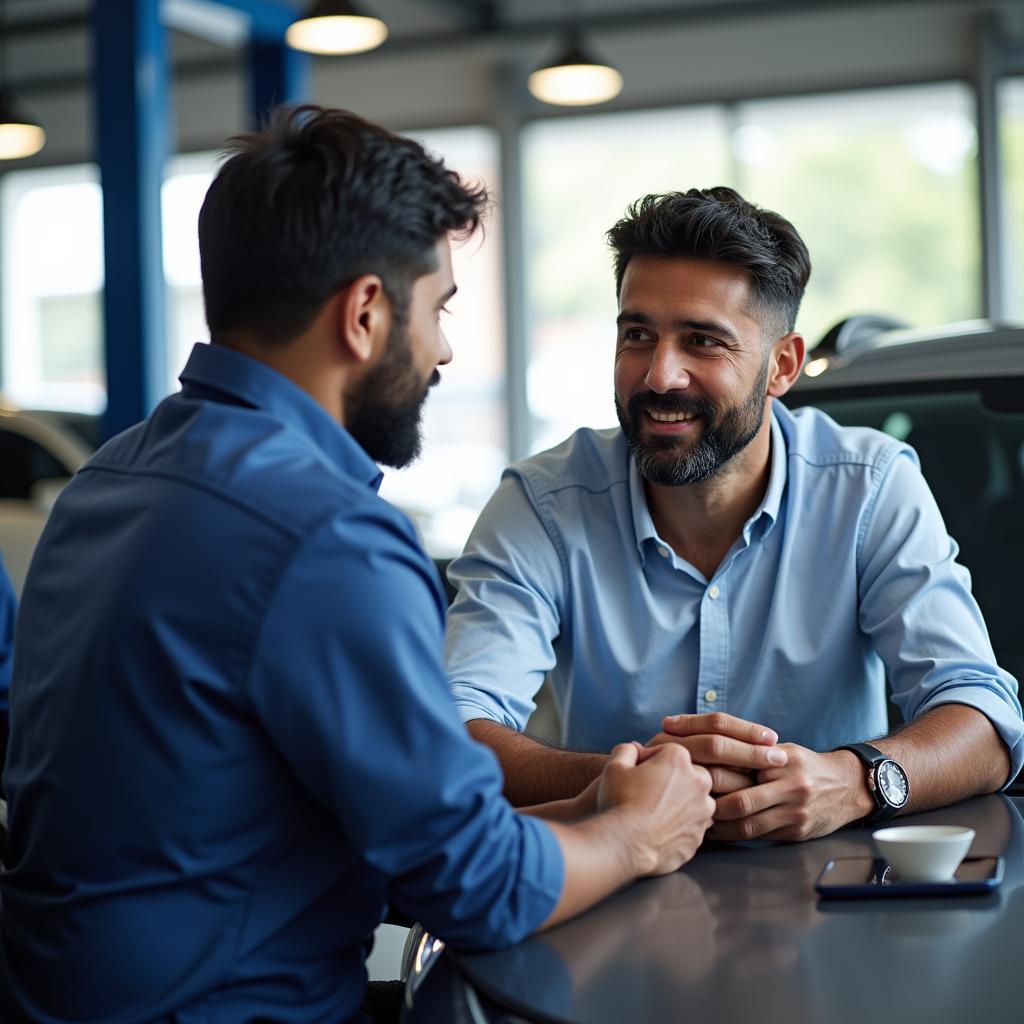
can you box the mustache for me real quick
[627,390,717,421]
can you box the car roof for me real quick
[792,319,1024,394]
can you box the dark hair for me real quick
[198,105,489,346]
[606,187,811,337]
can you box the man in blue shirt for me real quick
[0,108,716,1024]
[445,187,1022,842]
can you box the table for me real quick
[446,795,1024,1023]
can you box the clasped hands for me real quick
[646,712,866,842]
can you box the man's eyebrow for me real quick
[616,310,740,343]
[616,310,654,326]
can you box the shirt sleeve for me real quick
[857,448,1024,778]
[244,505,563,949]
[444,471,566,732]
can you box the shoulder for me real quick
[86,396,429,591]
[507,426,628,502]
[776,403,912,482]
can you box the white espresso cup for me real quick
[872,825,976,882]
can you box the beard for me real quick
[345,317,438,469]
[616,356,770,486]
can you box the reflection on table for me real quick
[447,796,1024,1024]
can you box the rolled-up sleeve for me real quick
[444,471,566,733]
[858,449,1024,778]
[245,507,564,949]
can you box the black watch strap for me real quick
[837,742,907,824]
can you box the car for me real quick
[787,317,1024,706]
[0,400,93,595]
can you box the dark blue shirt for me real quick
[0,343,563,1024]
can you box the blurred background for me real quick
[0,0,1022,564]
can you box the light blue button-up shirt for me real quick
[444,404,1023,775]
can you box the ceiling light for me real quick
[286,0,388,56]
[528,35,622,107]
[0,90,44,161]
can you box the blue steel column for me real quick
[249,36,309,127]
[94,0,171,440]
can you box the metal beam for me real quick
[94,0,172,439]
[974,11,1008,320]
[495,62,531,460]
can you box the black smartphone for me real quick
[816,856,1004,898]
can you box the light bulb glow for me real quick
[803,356,830,378]
[285,14,387,55]
[528,63,622,106]
[0,122,45,160]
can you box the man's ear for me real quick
[766,332,806,398]
[336,274,390,364]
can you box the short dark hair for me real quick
[198,105,489,346]
[606,187,811,337]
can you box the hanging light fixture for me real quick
[528,0,621,108]
[0,0,44,160]
[286,0,388,56]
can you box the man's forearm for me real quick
[467,719,607,806]
[870,703,1011,812]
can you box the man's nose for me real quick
[438,329,453,366]
[644,342,691,394]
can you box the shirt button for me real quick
[708,585,720,599]
[705,690,718,703]
[658,546,670,558]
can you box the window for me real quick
[735,83,980,345]
[1,165,105,413]
[1001,76,1024,321]
[522,107,731,451]
[376,126,506,557]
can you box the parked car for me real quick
[788,317,1024,697]
[0,400,93,595]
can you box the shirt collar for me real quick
[628,405,789,562]
[178,342,383,491]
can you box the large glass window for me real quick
[734,83,981,346]
[1001,76,1024,321]
[522,84,982,452]
[376,126,506,557]
[1,165,105,412]
[522,107,731,450]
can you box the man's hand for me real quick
[597,742,715,876]
[647,712,788,795]
[710,744,873,842]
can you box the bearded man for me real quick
[444,187,1022,842]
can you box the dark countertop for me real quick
[450,796,1024,1023]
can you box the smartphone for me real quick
[816,856,1004,898]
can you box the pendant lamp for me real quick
[286,0,388,56]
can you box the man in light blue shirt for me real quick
[0,108,715,1024]
[445,187,1022,842]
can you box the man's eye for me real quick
[621,328,652,344]
[691,334,721,348]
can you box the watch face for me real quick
[877,760,909,807]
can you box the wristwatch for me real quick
[837,742,910,824]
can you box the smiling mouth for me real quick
[645,409,700,423]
